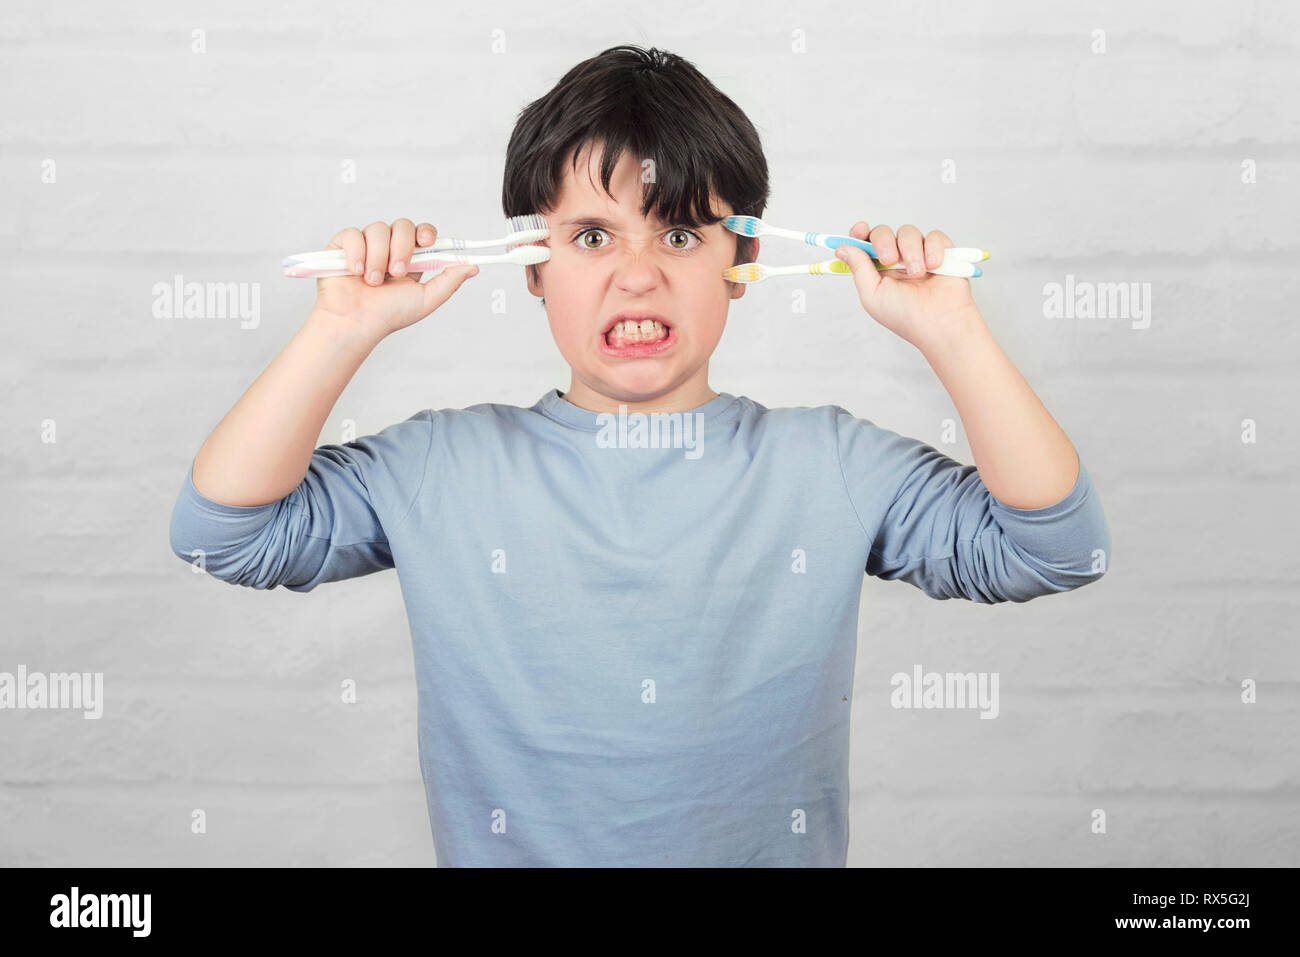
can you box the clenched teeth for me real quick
[608,319,668,341]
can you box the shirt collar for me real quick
[534,388,742,432]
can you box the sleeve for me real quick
[168,410,434,592]
[834,407,1111,603]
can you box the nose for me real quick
[612,242,664,295]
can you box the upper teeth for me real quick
[610,319,666,337]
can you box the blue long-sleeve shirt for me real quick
[169,389,1110,866]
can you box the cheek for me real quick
[540,258,595,298]
[543,251,730,307]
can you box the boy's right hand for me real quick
[311,219,479,340]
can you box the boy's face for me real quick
[525,141,756,414]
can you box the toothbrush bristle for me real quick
[510,213,548,234]
[507,213,550,250]
[722,263,764,283]
[722,215,761,236]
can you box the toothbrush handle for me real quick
[811,234,987,265]
[814,233,878,258]
[875,260,982,279]
[942,247,988,263]
[769,261,855,277]
[284,238,481,265]
[283,234,530,268]
[743,258,980,281]
[293,269,358,279]
[817,259,981,278]
[285,252,509,278]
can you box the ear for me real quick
[526,236,550,299]
[728,236,757,300]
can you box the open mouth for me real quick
[601,314,676,357]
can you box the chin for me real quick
[598,376,682,402]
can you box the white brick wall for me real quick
[2,0,1296,867]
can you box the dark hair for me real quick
[502,44,770,304]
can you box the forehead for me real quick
[549,142,731,222]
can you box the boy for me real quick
[169,45,1110,866]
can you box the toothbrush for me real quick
[722,215,989,264]
[722,257,982,283]
[869,258,981,278]
[284,244,550,279]
[282,214,550,268]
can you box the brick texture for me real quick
[1,0,1296,867]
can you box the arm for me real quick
[833,222,1111,602]
[913,304,1081,510]
[169,311,402,591]
[170,409,433,591]
[192,213,476,505]
[169,218,476,589]
[191,308,382,506]
[836,409,1109,603]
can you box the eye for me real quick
[571,227,704,252]
[665,228,702,251]
[574,227,609,249]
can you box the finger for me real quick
[869,225,898,266]
[896,224,925,276]
[389,218,416,278]
[834,240,882,304]
[850,220,871,241]
[415,222,437,253]
[420,264,480,311]
[327,227,365,276]
[362,221,390,285]
[924,229,954,270]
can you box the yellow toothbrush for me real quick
[723,257,982,282]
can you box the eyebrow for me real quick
[555,214,720,231]
[558,216,655,229]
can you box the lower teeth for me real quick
[609,331,668,345]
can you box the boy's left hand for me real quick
[835,221,980,349]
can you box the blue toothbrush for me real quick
[722,215,988,276]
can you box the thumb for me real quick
[419,263,479,312]
[835,243,881,306]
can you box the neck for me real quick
[560,377,719,415]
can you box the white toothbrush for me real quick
[282,214,550,268]
[722,257,981,282]
[284,244,550,279]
